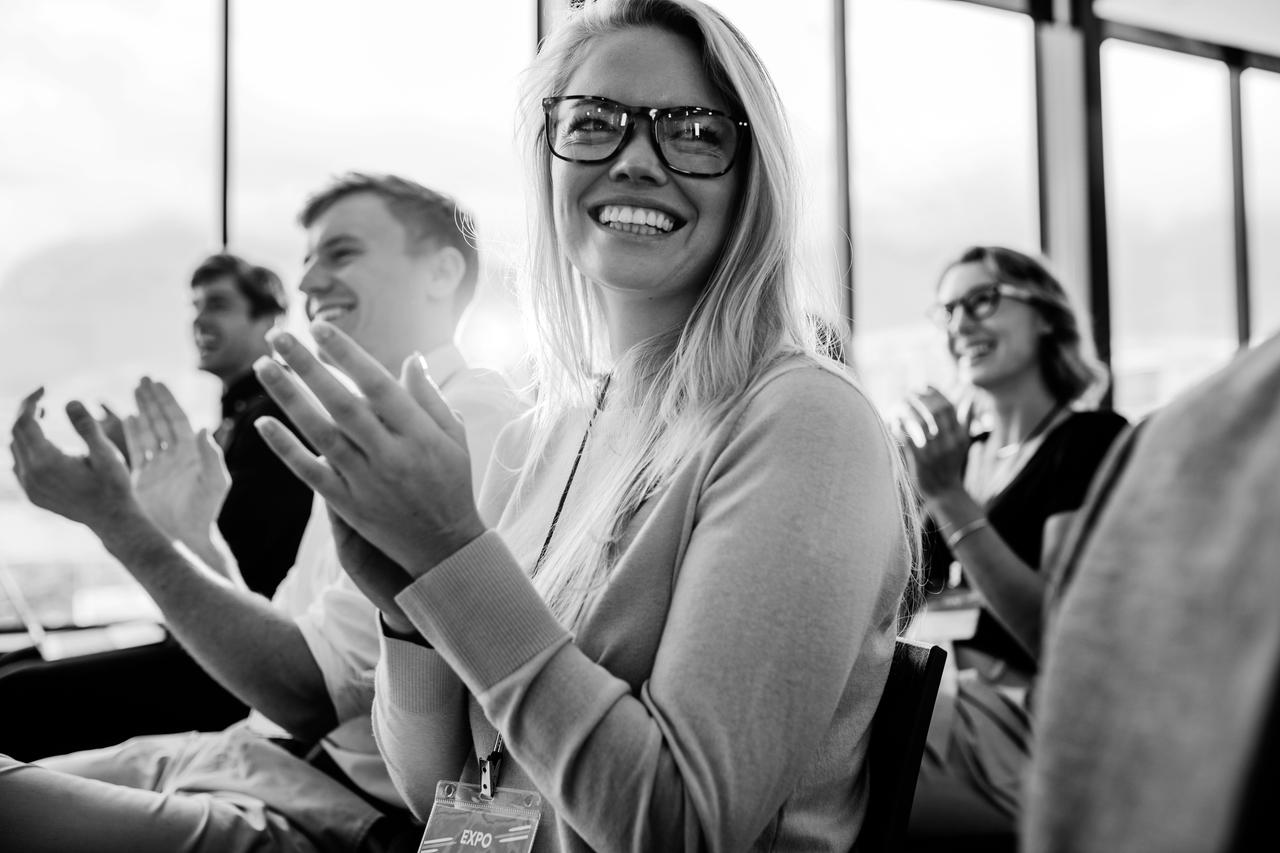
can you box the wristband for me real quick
[946,517,990,550]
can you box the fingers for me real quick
[67,400,121,464]
[135,378,177,449]
[123,414,152,468]
[11,384,46,438]
[401,353,465,447]
[195,428,229,480]
[254,355,366,470]
[254,415,347,500]
[305,323,431,431]
[148,381,196,446]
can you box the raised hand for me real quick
[894,385,969,500]
[124,378,231,547]
[253,323,483,587]
[10,387,141,531]
[327,506,417,636]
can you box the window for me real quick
[0,0,220,631]
[1243,68,1280,344]
[1101,40,1236,416]
[705,0,843,324]
[847,0,1040,410]
[230,0,537,370]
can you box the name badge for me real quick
[418,781,542,853]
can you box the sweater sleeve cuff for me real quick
[377,628,464,715]
[394,530,570,692]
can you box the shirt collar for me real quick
[423,342,466,390]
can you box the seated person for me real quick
[0,254,314,759]
[0,174,523,852]
[253,2,918,849]
[894,246,1128,835]
[1024,331,1280,852]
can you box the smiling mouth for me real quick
[194,332,220,354]
[955,340,995,360]
[308,302,356,324]
[593,204,682,236]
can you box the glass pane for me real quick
[1102,40,1236,417]
[1243,68,1280,344]
[230,0,537,372]
[847,0,1040,410]
[0,0,219,630]
[1094,0,1280,58]
[704,0,842,326]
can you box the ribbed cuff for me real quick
[394,530,568,691]
[377,630,463,714]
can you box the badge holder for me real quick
[418,740,541,853]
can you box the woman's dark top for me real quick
[924,409,1130,674]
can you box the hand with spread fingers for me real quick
[10,387,143,532]
[125,377,231,554]
[894,385,969,501]
[253,322,484,588]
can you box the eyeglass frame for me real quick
[928,282,1039,327]
[541,95,750,178]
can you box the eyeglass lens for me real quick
[547,98,739,176]
[938,286,1001,324]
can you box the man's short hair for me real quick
[298,172,481,317]
[190,253,288,319]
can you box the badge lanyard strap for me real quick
[479,374,612,799]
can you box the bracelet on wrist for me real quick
[946,516,990,550]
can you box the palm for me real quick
[132,436,228,539]
[328,507,416,635]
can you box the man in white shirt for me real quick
[3,173,525,853]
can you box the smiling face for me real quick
[299,192,439,371]
[191,276,275,382]
[938,260,1048,393]
[552,26,744,345]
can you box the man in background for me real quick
[3,173,524,851]
[0,253,314,760]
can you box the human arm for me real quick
[251,327,905,848]
[896,388,1048,658]
[370,630,473,821]
[9,388,336,741]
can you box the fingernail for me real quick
[66,400,87,418]
[254,417,278,436]
[253,355,281,378]
[312,321,333,342]
[272,331,298,353]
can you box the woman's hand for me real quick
[327,506,417,636]
[894,386,969,501]
[252,322,485,584]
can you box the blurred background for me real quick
[2,0,1277,631]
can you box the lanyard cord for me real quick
[480,373,612,798]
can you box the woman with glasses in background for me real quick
[896,245,1128,837]
[252,0,918,850]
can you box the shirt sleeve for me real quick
[393,368,907,851]
[294,564,382,724]
[371,629,475,821]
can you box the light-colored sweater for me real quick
[375,356,911,852]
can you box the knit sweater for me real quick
[374,356,912,852]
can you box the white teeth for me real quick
[598,205,675,233]
[313,305,352,323]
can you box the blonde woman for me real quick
[254,1,918,849]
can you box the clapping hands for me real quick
[252,322,483,602]
[893,386,969,500]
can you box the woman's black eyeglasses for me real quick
[542,95,749,178]
[928,283,1036,327]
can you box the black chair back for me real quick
[858,638,947,852]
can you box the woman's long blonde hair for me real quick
[510,0,919,626]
